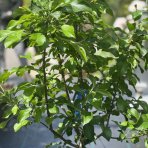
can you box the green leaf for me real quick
[20,52,32,60]
[97,89,112,98]
[4,30,24,48]
[70,1,91,12]
[92,98,102,109]
[0,30,13,42]
[13,7,31,18]
[128,108,140,120]
[51,11,61,20]
[131,136,139,144]
[11,105,19,115]
[18,108,32,122]
[145,139,148,148]
[102,127,112,141]
[14,120,29,132]
[139,101,148,113]
[127,22,136,31]
[117,98,128,112]
[3,108,12,119]
[107,59,117,68]
[61,25,75,38]
[23,86,35,96]
[49,105,59,114]
[70,41,87,62]
[119,133,126,140]
[16,66,29,77]
[7,20,19,30]
[95,49,117,59]
[142,114,148,122]
[51,0,65,10]
[34,108,42,123]
[82,112,93,125]
[138,122,148,130]
[98,0,114,16]
[0,121,8,129]
[120,121,128,127]
[29,33,46,46]
[66,127,72,136]
[83,123,94,141]
[90,71,102,79]
[46,117,54,125]
[0,70,11,83]
[132,10,142,21]
[91,115,102,125]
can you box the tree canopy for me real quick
[0,0,148,147]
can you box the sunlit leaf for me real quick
[82,112,93,125]
[4,30,24,48]
[14,120,29,132]
[12,105,19,115]
[95,49,117,59]
[61,25,75,38]
[29,33,46,46]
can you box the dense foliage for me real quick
[0,0,148,147]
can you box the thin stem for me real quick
[40,122,78,148]
[73,92,77,101]
[106,93,116,127]
[106,114,111,127]
[96,133,103,139]
[43,47,50,117]
[58,55,71,102]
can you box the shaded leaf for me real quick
[127,22,136,31]
[102,127,112,141]
[70,41,87,62]
[0,121,8,129]
[132,10,142,21]
[92,98,102,109]
[84,123,94,141]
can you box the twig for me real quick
[42,47,50,117]
[40,122,78,148]
[58,55,71,102]
[96,133,103,140]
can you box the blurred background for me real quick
[0,0,147,148]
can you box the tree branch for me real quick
[58,55,71,102]
[96,133,103,140]
[42,47,50,117]
[42,51,78,147]
[40,122,78,148]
